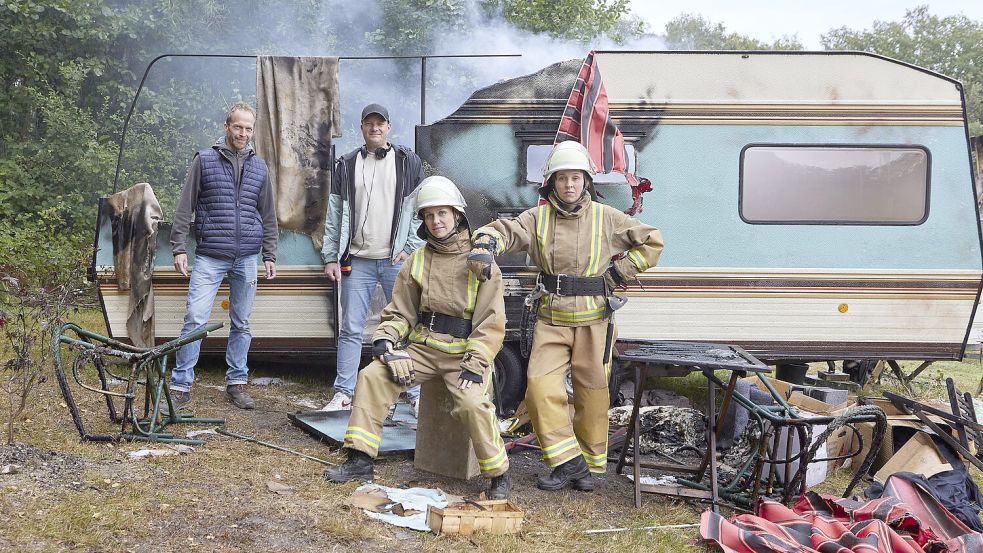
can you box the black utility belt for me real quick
[539,273,606,296]
[417,311,472,338]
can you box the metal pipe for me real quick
[420,56,427,125]
[215,428,336,466]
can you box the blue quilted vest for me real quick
[194,147,268,260]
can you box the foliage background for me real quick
[0,1,980,246]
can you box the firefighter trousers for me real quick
[525,319,615,473]
[343,343,508,477]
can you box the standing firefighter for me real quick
[468,141,663,491]
[325,176,512,499]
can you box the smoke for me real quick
[124,1,666,166]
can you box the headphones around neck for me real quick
[360,144,392,159]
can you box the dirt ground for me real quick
[6,310,983,552]
[0,349,709,553]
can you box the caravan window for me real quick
[740,145,930,225]
[526,144,636,184]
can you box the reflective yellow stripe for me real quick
[466,339,496,365]
[409,328,468,354]
[535,204,552,273]
[583,451,607,466]
[627,248,648,271]
[344,426,381,448]
[464,272,478,318]
[410,248,426,286]
[380,319,409,340]
[539,304,606,323]
[478,448,507,471]
[586,203,603,276]
[541,436,579,460]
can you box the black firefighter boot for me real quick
[487,470,512,500]
[536,455,594,491]
[324,449,374,482]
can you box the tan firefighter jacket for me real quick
[374,228,506,375]
[475,192,664,327]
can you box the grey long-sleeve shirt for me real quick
[169,142,278,262]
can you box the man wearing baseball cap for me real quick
[320,103,426,413]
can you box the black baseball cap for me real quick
[361,103,390,122]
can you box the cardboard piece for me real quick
[850,405,953,475]
[874,430,951,483]
[414,378,480,480]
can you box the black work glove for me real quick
[604,264,627,291]
[468,234,498,282]
[459,368,483,384]
[372,339,393,359]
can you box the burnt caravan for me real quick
[416,51,982,383]
[93,51,982,411]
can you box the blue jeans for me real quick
[171,253,258,392]
[335,256,419,401]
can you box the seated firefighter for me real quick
[468,141,663,491]
[324,176,511,499]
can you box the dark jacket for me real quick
[320,144,425,263]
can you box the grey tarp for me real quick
[254,56,342,250]
[104,183,162,348]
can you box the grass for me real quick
[5,307,983,551]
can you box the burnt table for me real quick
[613,339,771,511]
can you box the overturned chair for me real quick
[53,322,225,445]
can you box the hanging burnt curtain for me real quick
[254,56,342,250]
[104,183,163,348]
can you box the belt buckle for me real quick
[428,313,438,333]
[554,273,565,297]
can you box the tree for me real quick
[488,0,642,44]
[821,6,983,134]
[663,14,803,50]
[0,210,88,444]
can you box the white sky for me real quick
[631,1,983,49]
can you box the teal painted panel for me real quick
[627,125,981,270]
[94,215,322,269]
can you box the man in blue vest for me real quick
[168,101,278,412]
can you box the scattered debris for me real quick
[127,445,195,459]
[288,397,322,410]
[185,428,220,439]
[608,405,706,457]
[215,428,335,466]
[1,464,21,475]
[265,481,292,494]
[347,484,448,532]
[579,522,700,534]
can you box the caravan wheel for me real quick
[492,343,526,418]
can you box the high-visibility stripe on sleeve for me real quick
[379,319,409,340]
[466,339,496,365]
[627,248,649,271]
[464,272,478,318]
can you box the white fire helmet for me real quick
[415,175,467,216]
[542,140,597,181]
[415,176,469,238]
